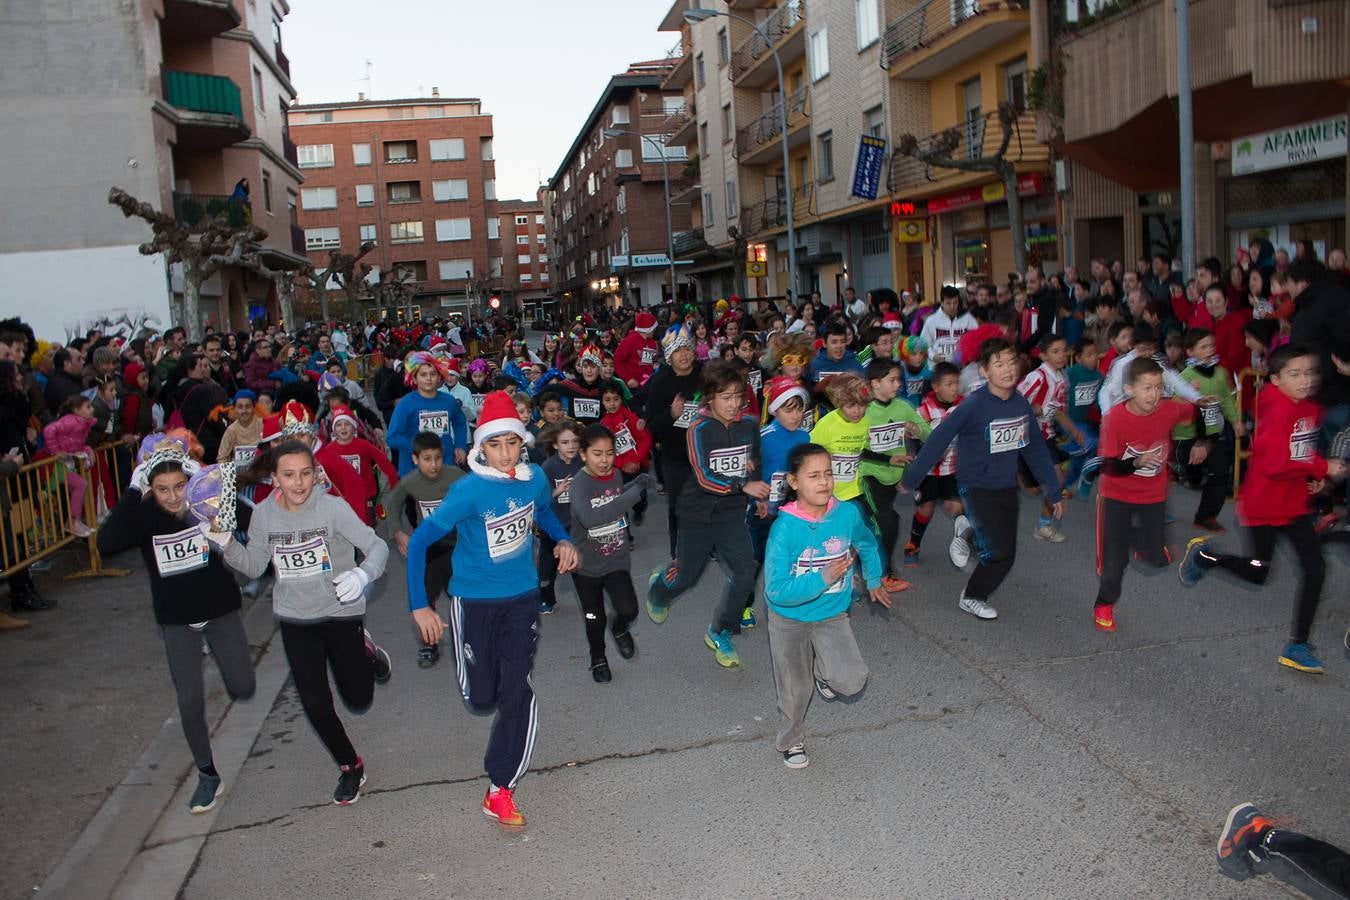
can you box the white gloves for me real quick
[332,568,371,605]
[130,461,152,493]
[198,522,232,549]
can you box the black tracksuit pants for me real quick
[572,570,638,662]
[1200,517,1325,643]
[279,619,373,768]
[958,486,1020,602]
[1094,496,1168,606]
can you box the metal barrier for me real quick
[1232,367,1265,499]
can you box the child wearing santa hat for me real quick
[615,311,660,389]
[317,404,397,525]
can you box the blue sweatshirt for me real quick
[764,498,882,622]
[387,390,468,476]
[759,420,810,513]
[900,385,1061,493]
[405,465,570,608]
[809,348,865,384]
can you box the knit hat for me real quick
[766,376,810,414]
[330,404,358,431]
[661,324,693,362]
[122,362,146,386]
[882,312,903,330]
[232,389,257,404]
[93,346,117,367]
[471,390,532,452]
[578,343,603,367]
[634,312,657,334]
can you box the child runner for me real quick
[1092,356,1200,632]
[318,404,397,525]
[405,391,579,827]
[808,373,870,512]
[567,424,656,682]
[643,325,704,556]
[387,351,468,476]
[860,358,929,590]
[898,337,932,407]
[1172,328,1242,532]
[599,383,652,526]
[1064,339,1103,496]
[1017,334,1086,543]
[1178,345,1344,673]
[765,443,891,769]
[217,389,262,467]
[97,446,255,813]
[906,361,965,566]
[215,440,389,805]
[646,361,769,668]
[387,432,463,667]
[900,338,1064,620]
[538,420,583,614]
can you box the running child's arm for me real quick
[1163,367,1203,402]
[568,474,652,527]
[364,440,398,493]
[1020,421,1063,497]
[221,510,274,578]
[449,397,468,451]
[387,478,414,533]
[901,399,973,491]
[848,505,883,591]
[96,488,142,556]
[535,485,574,545]
[385,401,413,452]
[332,497,389,583]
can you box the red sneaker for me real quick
[1093,603,1117,632]
[881,574,912,593]
[483,787,526,826]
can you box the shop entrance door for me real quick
[954,232,990,288]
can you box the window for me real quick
[304,226,340,250]
[518,254,532,265]
[540,272,550,283]
[817,130,834,180]
[487,218,500,239]
[480,137,494,160]
[438,259,474,280]
[390,221,424,243]
[489,257,503,278]
[611,106,630,125]
[352,143,371,166]
[726,179,738,218]
[809,27,830,81]
[387,181,420,203]
[722,104,732,140]
[865,105,884,138]
[432,178,468,201]
[393,261,427,281]
[517,235,530,245]
[538,252,548,261]
[514,215,529,225]
[286,189,297,224]
[484,179,496,201]
[352,183,373,206]
[306,111,332,124]
[300,186,337,210]
[537,233,546,244]
[426,106,445,118]
[702,191,714,227]
[252,67,264,111]
[856,0,879,50]
[717,28,729,65]
[963,76,983,159]
[616,186,626,213]
[385,141,416,163]
[429,138,465,161]
[359,224,376,242]
[1005,56,1028,112]
[695,53,705,88]
[699,122,709,157]
[388,107,410,119]
[520,273,533,283]
[646,142,686,161]
[261,170,272,213]
[434,218,471,241]
[535,214,545,225]
[615,148,634,168]
[297,144,334,168]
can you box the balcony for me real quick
[159,0,241,40]
[282,133,298,167]
[739,183,810,237]
[661,101,698,149]
[172,192,252,231]
[290,224,306,256]
[734,85,809,165]
[162,69,250,150]
[730,0,806,87]
[662,35,693,89]
[881,0,1029,79]
[274,42,291,80]
[386,182,422,205]
[888,109,1047,194]
[673,228,708,257]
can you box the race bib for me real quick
[791,548,851,594]
[988,416,1028,454]
[640,347,656,366]
[417,499,440,521]
[1290,416,1317,461]
[273,536,332,581]
[233,445,258,467]
[868,422,904,453]
[1073,383,1098,407]
[747,369,763,393]
[801,409,815,431]
[586,516,627,541]
[485,502,533,560]
[572,397,601,419]
[554,477,572,504]
[153,526,209,577]
[675,401,699,429]
[769,473,787,503]
[613,425,636,456]
[830,453,861,482]
[418,409,449,436]
[905,380,925,400]
[341,453,361,474]
[1201,403,1222,431]
[935,337,957,360]
[708,445,748,479]
[1122,443,1163,477]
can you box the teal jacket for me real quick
[764,498,881,622]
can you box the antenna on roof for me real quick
[360,59,373,100]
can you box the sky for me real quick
[284,0,678,200]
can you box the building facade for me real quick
[286,93,498,319]
[545,61,693,309]
[495,197,551,311]
[0,0,307,339]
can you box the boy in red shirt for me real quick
[1093,357,1202,632]
[1178,345,1345,674]
[318,405,397,525]
[600,383,652,525]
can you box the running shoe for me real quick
[1216,802,1272,881]
[417,643,440,668]
[903,543,920,567]
[364,630,392,684]
[1034,522,1066,543]
[814,677,837,702]
[949,515,972,568]
[1314,512,1341,537]
[590,657,612,683]
[881,574,912,593]
[782,744,809,769]
[1093,603,1117,632]
[538,599,556,615]
[333,759,365,806]
[1177,536,1212,587]
[483,786,526,826]
[646,567,669,624]
[741,607,757,629]
[613,628,636,659]
[1193,517,1226,533]
[958,593,997,620]
[189,773,223,814]
[1277,642,1325,674]
[704,626,741,668]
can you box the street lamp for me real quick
[603,126,677,305]
[684,6,797,302]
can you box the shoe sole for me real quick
[334,774,367,806]
[703,633,740,667]
[482,805,526,827]
[782,755,809,769]
[1216,802,1258,881]
[1094,620,1116,632]
[959,602,997,620]
[189,782,225,814]
[1177,537,1209,586]
[1277,656,1325,674]
[646,602,668,625]
[373,648,392,684]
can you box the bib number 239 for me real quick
[486,502,533,560]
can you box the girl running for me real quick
[538,419,583,614]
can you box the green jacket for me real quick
[1172,365,1236,440]
[859,397,931,486]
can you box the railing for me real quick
[665,37,685,59]
[290,224,306,255]
[730,0,805,80]
[673,228,707,256]
[739,183,813,236]
[734,86,808,158]
[282,133,299,167]
[172,192,253,229]
[274,42,291,79]
[882,0,1028,69]
[888,109,1039,192]
[162,68,244,119]
[660,102,694,136]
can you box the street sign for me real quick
[849,134,888,201]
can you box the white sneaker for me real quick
[1034,523,1066,543]
[949,515,972,568]
[958,593,998,620]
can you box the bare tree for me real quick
[302,241,377,322]
[366,269,420,321]
[896,102,1029,272]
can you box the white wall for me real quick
[0,245,171,343]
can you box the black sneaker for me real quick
[590,658,612,683]
[334,759,365,806]
[189,773,223,814]
[613,628,636,659]
[417,643,440,668]
[364,629,392,684]
[814,677,838,701]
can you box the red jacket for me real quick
[614,331,658,387]
[1236,387,1327,527]
[313,441,383,524]
[321,436,396,520]
[601,406,652,470]
[1210,306,1253,379]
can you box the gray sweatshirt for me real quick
[567,469,654,576]
[224,488,388,623]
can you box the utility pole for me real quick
[1176,0,1196,277]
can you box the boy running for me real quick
[859,358,929,590]
[906,362,964,566]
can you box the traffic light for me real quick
[489,296,501,310]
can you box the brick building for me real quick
[495,197,551,311]
[286,93,498,318]
[544,61,692,309]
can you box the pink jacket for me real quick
[43,413,96,455]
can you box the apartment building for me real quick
[1050,0,1349,269]
[496,198,551,309]
[545,61,693,309]
[0,0,307,339]
[287,93,497,317]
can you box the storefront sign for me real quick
[926,173,1046,214]
[1232,115,1346,175]
[893,218,926,244]
[849,135,889,201]
[746,260,767,277]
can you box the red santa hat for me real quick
[260,400,315,443]
[634,312,657,334]
[329,404,358,431]
[766,376,810,414]
[472,390,532,453]
[882,312,903,330]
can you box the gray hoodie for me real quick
[224,488,388,624]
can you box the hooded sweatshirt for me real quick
[764,498,882,622]
[919,309,979,362]
[1236,387,1327,527]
